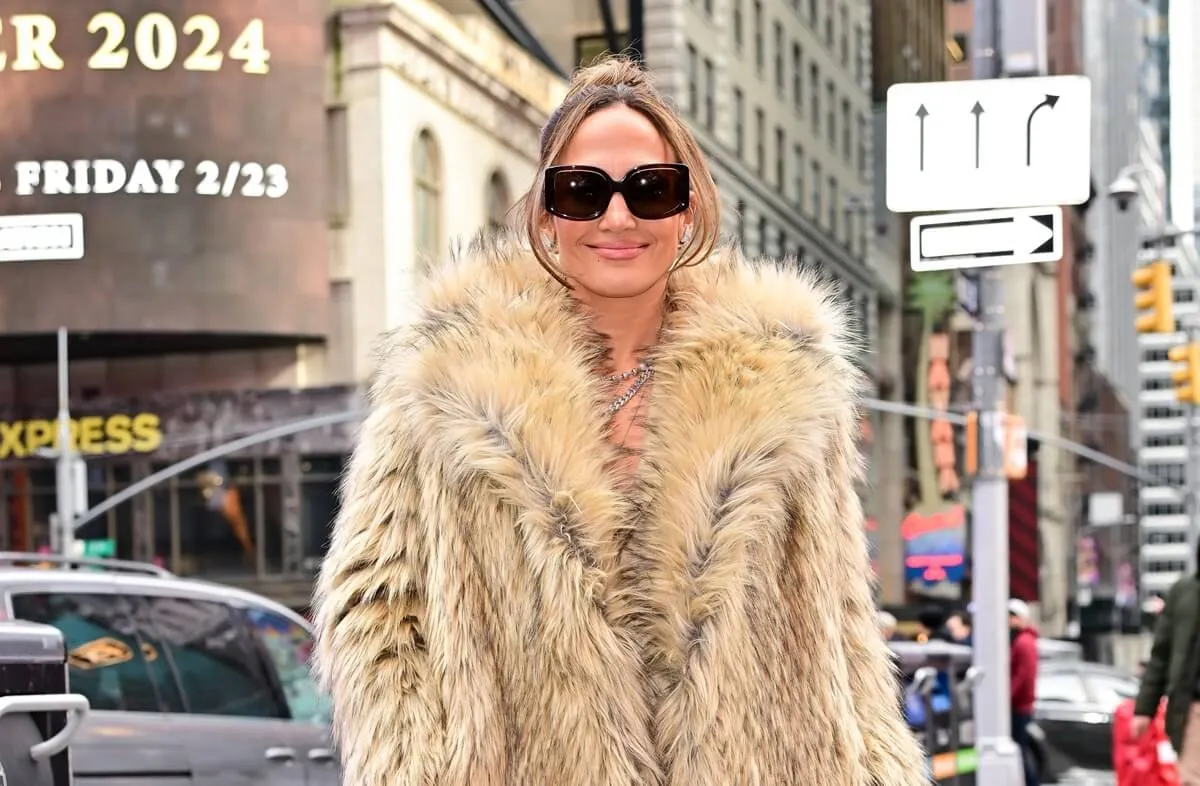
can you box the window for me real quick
[854,23,864,84]
[841,98,852,160]
[11,592,183,714]
[733,88,745,156]
[703,57,715,130]
[485,169,511,230]
[838,4,848,65]
[826,81,835,143]
[775,126,786,189]
[1036,672,1088,704]
[243,607,331,725]
[733,0,743,50]
[812,161,822,220]
[773,21,784,94]
[755,107,765,175]
[857,112,868,176]
[753,1,764,72]
[808,0,817,26]
[413,129,442,267]
[794,144,805,208]
[810,64,820,133]
[574,32,630,68]
[758,215,770,257]
[141,596,285,719]
[791,43,803,112]
[823,3,833,45]
[829,177,839,235]
[686,44,699,116]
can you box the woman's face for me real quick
[548,105,691,300]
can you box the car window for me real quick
[1086,673,1138,711]
[10,592,184,713]
[137,595,286,719]
[242,607,331,725]
[1036,671,1088,704]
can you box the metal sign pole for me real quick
[970,1,1025,784]
[54,327,76,557]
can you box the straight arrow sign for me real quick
[910,206,1064,272]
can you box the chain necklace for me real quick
[607,363,654,415]
[606,361,651,383]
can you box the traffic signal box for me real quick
[1169,342,1200,405]
[1132,261,1174,334]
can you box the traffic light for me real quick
[1169,342,1200,404]
[1132,261,1174,334]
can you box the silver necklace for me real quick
[606,361,651,383]
[607,363,653,415]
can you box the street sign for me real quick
[885,75,1091,212]
[910,206,1062,272]
[0,213,84,262]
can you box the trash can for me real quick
[0,620,90,786]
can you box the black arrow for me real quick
[970,101,984,168]
[1025,94,1059,166]
[916,104,929,171]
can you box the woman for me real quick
[313,55,926,785]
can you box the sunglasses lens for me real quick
[624,167,689,220]
[548,169,611,220]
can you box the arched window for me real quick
[485,169,511,230]
[413,129,442,269]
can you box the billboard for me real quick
[0,0,328,338]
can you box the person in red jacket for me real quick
[1114,661,1180,786]
[1009,599,1040,786]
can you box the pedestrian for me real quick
[312,54,927,786]
[879,610,909,641]
[1132,548,1200,785]
[946,609,973,645]
[1009,598,1041,786]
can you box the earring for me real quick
[679,228,692,246]
[544,233,558,253]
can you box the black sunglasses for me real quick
[544,163,690,221]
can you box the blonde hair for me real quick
[515,54,721,287]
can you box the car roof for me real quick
[0,557,311,632]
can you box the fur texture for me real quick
[313,234,927,786]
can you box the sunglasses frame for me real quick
[543,163,691,222]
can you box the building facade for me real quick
[0,0,566,610]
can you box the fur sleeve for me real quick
[827,408,930,786]
[311,398,446,785]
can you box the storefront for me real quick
[0,385,363,609]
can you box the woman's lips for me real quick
[588,244,649,260]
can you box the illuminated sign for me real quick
[0,412,162,459]
[0,12,269,74]
[902,505,966,587]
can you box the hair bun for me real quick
[565,54,650,98]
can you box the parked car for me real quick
[1029,659,1136,784]
[0,551,339,785]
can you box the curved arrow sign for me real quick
[910,206,1063,272]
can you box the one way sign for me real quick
[909,206,1063,272]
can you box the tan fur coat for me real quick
[313,237,927,785]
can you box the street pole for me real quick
[970,0,1026,784]
[53,327,76,556]
[1188,323,1199,575]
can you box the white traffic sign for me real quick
[886,75,1090,213]
[910,206,1062,272]
[0,213,84,262]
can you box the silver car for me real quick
[0,552,340,785]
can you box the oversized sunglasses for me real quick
[544,163,690,221]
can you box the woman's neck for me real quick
[576,285,667,374]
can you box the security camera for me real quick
[1108,175,1139,213]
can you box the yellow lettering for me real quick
[0,413,162,458]
[0,421,24,459]
[25,420,53,454]
[0,19,6,70]
[87,11,128,69]
[9,14,63,71]
[104,414,133,454]
[78,416,106,454]
[130,413,163,453]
